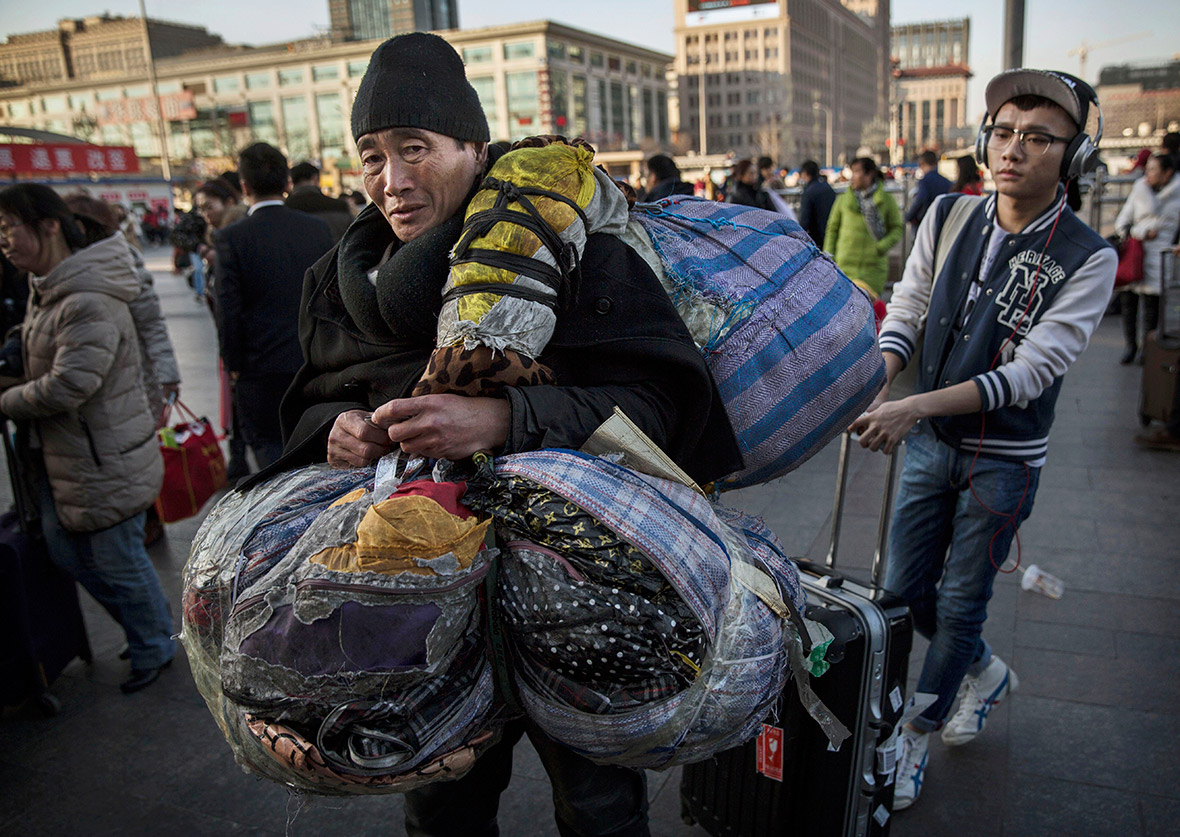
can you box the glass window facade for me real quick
[469,75,499,139]
[282,96,312,161]
[248,100,278,145]
[550,69,569,133]
[463,46,493,65]
[278,68,305,87]
[313,64,340,82]
[572,74,587,139]
[504,41,536,61]
[347,60,369,77]
[213,76,240,94]
[245,72,271,90]
[506,70,538,140]
[316,92,345,151]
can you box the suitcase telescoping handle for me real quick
[825,430,902,592]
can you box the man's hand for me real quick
[327,409,395,468]
[863,380,891,415]
[373,394,509,461]
[849,397,921,454]
[161,382,180,404]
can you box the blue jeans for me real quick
[189,251,205,296]
[37,464,176,670]
[404,719,649,837]
[884,426,1040,732]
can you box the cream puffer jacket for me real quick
[0,233,163,532]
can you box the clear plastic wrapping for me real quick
[180,463,501,796]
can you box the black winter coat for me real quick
[267,200,743,486]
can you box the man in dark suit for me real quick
[905,150,952,227]
[285,161,353,242]
[797,159,835,246]
[215,143,334,469]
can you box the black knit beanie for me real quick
[351,32,490,144]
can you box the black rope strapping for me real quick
[448,175,590,311]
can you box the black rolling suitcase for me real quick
[0,422,91,714]
[682,432,914,836]
[1140,251,1180,426]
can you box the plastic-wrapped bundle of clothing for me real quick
[464,448,810,768]
[412,140,629,397]
[622,196,885,488]
[180,462,500,795]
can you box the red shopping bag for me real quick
[154,400,227,523]
[1115,236,1144,288]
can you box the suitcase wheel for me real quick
[36,692,61,717]
[1141,412,1152,427]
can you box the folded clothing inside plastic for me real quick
[180,462,500,795]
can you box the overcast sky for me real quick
[5,0,1178,117]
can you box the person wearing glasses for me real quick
[850,70,1116,809]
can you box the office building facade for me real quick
[328,0,459,43]
[672,0,883,167]
[0,18,671,185]
[890,18,972,154]
[0,14,223,87]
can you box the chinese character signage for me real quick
[98,92,196,125]
[0,144,140,175]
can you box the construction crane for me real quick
[1068,33,1150,81]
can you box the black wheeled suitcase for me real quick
[1140,251,1179,426]
[681,432,914,836]
[0,423,91,714]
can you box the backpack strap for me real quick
[932,194,985,294]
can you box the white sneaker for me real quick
[940,654,1019,747]
[893,728,929,811]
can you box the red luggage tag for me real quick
[755,724,784,782]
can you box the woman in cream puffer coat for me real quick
[0,183,175,693]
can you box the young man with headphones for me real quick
[850,69,1117,809]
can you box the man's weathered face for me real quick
[358,127,486,241]
[987,102,1074,204]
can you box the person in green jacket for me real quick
[823,157,904,299]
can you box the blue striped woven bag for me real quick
[631,196,885,488]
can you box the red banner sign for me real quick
[0,144,140,175]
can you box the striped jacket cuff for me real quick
[972,370,1013,411]
[878,330,914,364]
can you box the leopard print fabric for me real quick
[412,345,555,398]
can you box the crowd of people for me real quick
[2,28,1178,834]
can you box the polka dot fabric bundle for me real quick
[465,449,807,769]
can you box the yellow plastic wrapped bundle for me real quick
[414,141,629,397]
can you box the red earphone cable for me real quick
[968,185,1070,573]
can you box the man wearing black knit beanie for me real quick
[267,32,742,836]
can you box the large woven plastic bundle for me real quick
[414,142,629,398]
[180,463,500,795]
[627,196,886,488]
[464,449,808,769]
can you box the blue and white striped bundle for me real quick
[631,196,885,488]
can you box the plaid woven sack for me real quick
[465,448,809,769]
[629,196,885,488]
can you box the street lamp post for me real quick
[812,102,832,169]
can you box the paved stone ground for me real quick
[1,244,1177,836]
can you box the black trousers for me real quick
[234,373,294,470]
[403,719,650,837]
[1120,291,1160,350]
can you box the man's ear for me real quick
[472,141,489,168]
